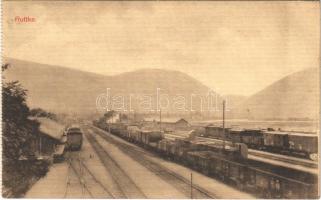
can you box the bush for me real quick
[2,63,51,197]
[30,108,58,121]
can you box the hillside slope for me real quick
[5,58,318,120]
[4,58,108,114]
[235,68,319,120]
[4,58,213,115]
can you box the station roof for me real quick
[36,117,65,141]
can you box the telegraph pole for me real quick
[222,100,226,150]
[134,110,136,122]
[159,109,162,132]
[108,118,111,133]
[190,173,193,199]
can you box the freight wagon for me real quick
[94,122,318,198]
[205,126,318,160]
[263,131,288,150]
[141,130,163,145]
[205,126,230,139]
[185,150,318,198]
[287,133,318,160]
[127,125,141,143]
[241,129,264,148]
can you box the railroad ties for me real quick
[90,123,318,199]
[87,126,217,199]
[64,152,115,198]
[85,133,147,199]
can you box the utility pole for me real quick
[190,173,193,199]
[222,100,226,150]
[159,109,162,132]
[107,114,111,133]
[134,110,136,122]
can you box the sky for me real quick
[3,1,320,96]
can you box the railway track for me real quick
[85,133,147,199]
[64,152,114,198]
[88,126,217,199]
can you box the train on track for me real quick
[65,126,83,151]
[93,121,318,198]
[204,126,318,160]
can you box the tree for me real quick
[2,63,50,197]
[95,110,117,127]
[30,108,57,121]
[2,81,29,124]
[103,110,116,120]
[2,64,34,160]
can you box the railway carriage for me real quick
[204,126,318,160]
[246,166,316,198]
[66,126,83,151]
[119,128,128,139]
[157,139,167,153]
[263,131,288,151]
[184,150,317,198]
[228,128,243,143]
[164,140,176,159]
[127,125,141,142]
[141,130,164,144]
[287,133,318,160]
[140,130,164,151]
[240,129,264,148]
[208,152,246,185]
[175,142,191,158]
[186,151,246,186]
[93,121,318,198]
[262,131,318,160]
[204,126,230,139]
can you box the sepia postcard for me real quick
[2,1,320,199]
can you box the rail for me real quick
[85,133,147,198]
[90,125,217,199]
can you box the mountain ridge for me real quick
[234,67,319,120]
[3,58,215,115]
[4,58,318,120]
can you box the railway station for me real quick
[3,2,319,199]
[23,111,319,199]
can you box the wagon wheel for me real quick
[309,153,318,161]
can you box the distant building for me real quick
[143,117,190,131]
[106,113,131,124]
[105,113,120,123]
